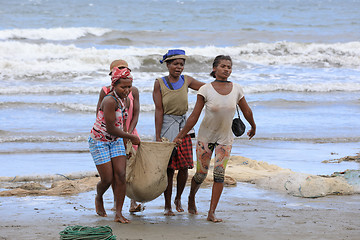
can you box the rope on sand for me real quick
[59,225,116,240]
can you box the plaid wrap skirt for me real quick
[168,134,194,170]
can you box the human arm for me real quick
[187,75,205,91]
[96,88,107,116]
[173,94,205,144]
[152,79,164,142]
[127,87,140,134]
[102,97,140,145]
[238,97,256,140]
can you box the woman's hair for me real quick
[210,55,232,78]
[166,58,185,65]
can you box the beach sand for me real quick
[1,156,359,240]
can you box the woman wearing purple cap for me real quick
[153,49,204,216]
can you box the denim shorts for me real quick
[88,137,126,165]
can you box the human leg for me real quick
[188,177,201,214]
[174,168,188,212]
[111,155,130,223]
[207,182,224,222]
[88,137,113,217]
[108,138,130,223]
[95,162,113,217]
[164,167,175,216]
[188,141,213,214]
[174,135,193,212]
[207,144,231,222]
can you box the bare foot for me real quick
[174,198,184,212]
[207,210,222,223]
[114,213,130,223]
[95,195,107,217]
[188,196,197,214]
[129,203,142,213]
[164,208,175,216]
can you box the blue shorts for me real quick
[88,137,126,166]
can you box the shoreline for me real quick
[1,156,359,239]
[1,183,360,240]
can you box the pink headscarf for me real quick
[111,67,133,86]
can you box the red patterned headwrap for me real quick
[111,67,133,86]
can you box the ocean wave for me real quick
[0,86,101,95]
[1,41,360,77]
[1,97,358,114]
[14,85,151,96]
[0,101,156,113]
[0,149,89,154]
[1,83,359,96]
[251,98,360,107]
[0,135,88,143]
[245,82,360,93]
[1,134,359,144]
[0,27,111,41]
[137,41,360,69]
[0,134,155,144]
[0,101,96,113]
[236,137,360,143]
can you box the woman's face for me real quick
[167,59,185,78]
[213,59,232,80]
[114,78,132,98]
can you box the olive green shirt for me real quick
[158,75,189,116]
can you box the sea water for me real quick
[0,0,359,177]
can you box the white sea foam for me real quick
[1,135,359,144]
[245,82,360,93]
[0,82,359,95]
[188,41,360,67]
[0,27,112,41]
[0,82,360,96]
[0,135,87,143]
[0,100,157,113]
[0,86,101,95]
[1,41,359,79]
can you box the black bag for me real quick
[232,105,246,137]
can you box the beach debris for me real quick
[322,152,360,163]
[332,170,360,193]
[19,182,48,190]
[224,176,237,186]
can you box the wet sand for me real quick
[1,156,359,239]
[1,182,360,240]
